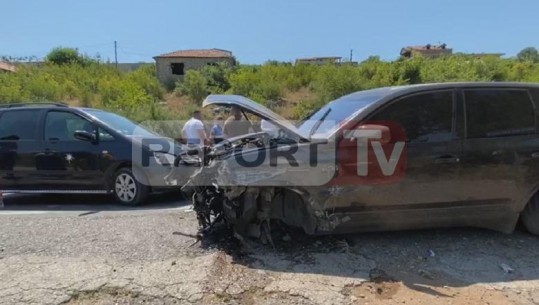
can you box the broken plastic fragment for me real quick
[500,263,514,274]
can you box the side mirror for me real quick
[74,130,96,143]
[345,124,391,144]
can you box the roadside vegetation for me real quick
[1,46,539,136]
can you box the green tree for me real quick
[46,47,87,65]
[517,47,539,63]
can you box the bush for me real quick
[174,70,209,105]
[46,47,94,66]
[200,62,234,93]
[3,52,539,123]
[0,61,169,121]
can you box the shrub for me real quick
[174,70,209,105]
[46,47,94,66]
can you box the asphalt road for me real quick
[1,194,539,305]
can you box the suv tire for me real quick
[112,168,149,206]
[522,192,539,235]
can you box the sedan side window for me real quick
[369,91,454,143]
[464,89,535,138]
[0,110,40,140]
[45,111,95,141]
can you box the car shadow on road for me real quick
[0,192,190,214]
[211,226,539,294]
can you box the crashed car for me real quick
[168,82,539,241]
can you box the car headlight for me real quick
[153,152,175,166]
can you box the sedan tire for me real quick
[112,168,149,206]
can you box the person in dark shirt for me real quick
[210,116,224,144]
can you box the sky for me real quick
[1,0,538,64]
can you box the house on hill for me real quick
[400,44,453,58]
[153,49,235,84]
[0,61,16,73]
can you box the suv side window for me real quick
[370,91,454,143]
[0,110,40,140]
[44,111,95,141]
[464,89,535,138]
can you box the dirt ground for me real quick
[1,194,539,305]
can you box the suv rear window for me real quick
[464,89,535,138]
[0,110,40,140]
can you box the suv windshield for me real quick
[86,110,157,137]
[297,89,386,137]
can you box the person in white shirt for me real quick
[181,110,208,146]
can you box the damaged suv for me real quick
[168,82,539,241]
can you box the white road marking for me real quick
[0,193,192,216]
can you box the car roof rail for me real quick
[0,102,69,109]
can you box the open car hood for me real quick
[203,95,308,141]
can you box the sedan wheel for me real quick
[115,173,137,203]
[112,168,149,206]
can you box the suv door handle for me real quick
[434,156,460,164]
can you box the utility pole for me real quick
[114,41,118,68]
[350,49,353,62]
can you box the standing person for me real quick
[210,116,224,144]
[181,110,208,147]
[223,105,251,138]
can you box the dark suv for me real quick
[0,103,179,205]
[170,82,539,238]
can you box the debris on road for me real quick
[418,269,434,280]
[334,240,350,253]
[500,263,514,274]
[427,249,436,257]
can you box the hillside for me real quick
[1,54,539,134]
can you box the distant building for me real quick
[295,57,342,65]
[0,61,16,73]
[400,44,453,58]
[153,49,235,84]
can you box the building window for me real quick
[171,63,184,75]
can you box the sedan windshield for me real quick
[86,110,157,137]
[297,89,387,137]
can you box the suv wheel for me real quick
[112,168,149,206]
[521,192,539,235]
